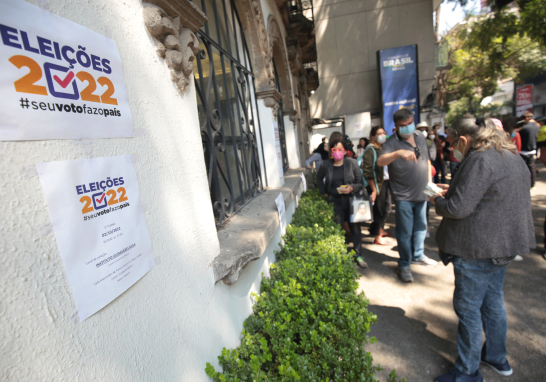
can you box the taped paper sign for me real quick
[275,192,286,235]
[0,0,133,140]
[36,156,154,321]
[273,121,283,178]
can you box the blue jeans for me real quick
[452,256,508,375]
[394,200,427,268]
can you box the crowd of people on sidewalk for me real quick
[307,109,541,382]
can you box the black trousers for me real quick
[520,154,536,187]
[369,180,392,237]
[433,157,446,184]
[331,196,362,257]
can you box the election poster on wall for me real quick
[0,0,134,141]
[516,84,533,116]
[273,121,283,178]
[377,45,420,135]
[36,156,154,321]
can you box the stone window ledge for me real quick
[212,169,310,285]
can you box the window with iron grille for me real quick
[272,58,289,174]
[193,0,266,228]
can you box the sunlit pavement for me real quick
[357,166,546,382]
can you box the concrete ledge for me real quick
[212,169,311,285]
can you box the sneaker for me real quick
[514,255,523,261]
[412,255,438,267]
[355,256,368,269]
[435,368,484,382]
[397,267,413,283]
[481,348,513,376]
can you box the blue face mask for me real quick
[511,132,517,138]
[399,122,415,136]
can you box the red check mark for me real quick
[53,71,74,88]
[96,193,106,204]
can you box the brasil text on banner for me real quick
[0,0,134,140]
[378,45,420,135]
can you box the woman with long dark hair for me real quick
[317,132,367,268]
[431,117,535,382]
[362,126,391,245]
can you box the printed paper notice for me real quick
[300,173,307,192]
[273,121,283,178]
[354,123,363,137]
[36,156,154,321]
[0,0,134,140]
[275,192,286,235]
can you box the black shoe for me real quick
[397,267,413,283]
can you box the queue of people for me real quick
[308,109,538,382]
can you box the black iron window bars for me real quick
[193,0,266,228]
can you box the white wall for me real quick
[0,0,294,381]
[284,116,301,169]
[345,112,372,144]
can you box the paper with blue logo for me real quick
[36,156,154,321]
[378,45,420,135]
[0,0,133,140]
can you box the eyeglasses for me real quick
[414,146,420,159]
[331,148,346,152]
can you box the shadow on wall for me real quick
[1,3,267,382]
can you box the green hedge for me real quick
[206,189,405,382]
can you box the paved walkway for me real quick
[357,167,546,382]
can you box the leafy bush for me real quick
[206,189,406,382]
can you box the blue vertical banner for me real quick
[378,45,420,135]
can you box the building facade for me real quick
[309,0,439,145]
[1,0,317,380]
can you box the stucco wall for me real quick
[0,0,296,381]
[310,0,436,120]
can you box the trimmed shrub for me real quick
[206,189,406,382]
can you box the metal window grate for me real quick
[272,59,289,173]
[193,0,265,228]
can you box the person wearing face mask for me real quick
[377,109,438,283]
[317,132,367,268]
[362,126,392,245]
[430,117,534,382]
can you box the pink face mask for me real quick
[332,150,345,161]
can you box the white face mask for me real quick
[429,134,435,140]
[453,139,466,161]
[377,135,387,144]
[421,130,428,138]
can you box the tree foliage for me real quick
[445,96,512,124]
[437,4,546,110]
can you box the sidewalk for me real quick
[357,168,546,381]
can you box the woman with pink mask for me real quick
[317,132,367,268]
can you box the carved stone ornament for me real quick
[256,88,282,120]
[143,2,207,92]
